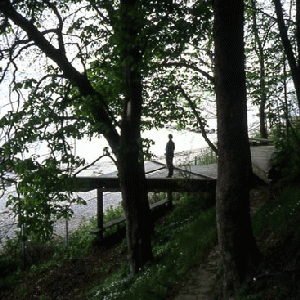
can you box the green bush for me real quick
[194,148,217,165]
[271,122,300,184]
[252,187,300,242]
[103,205,125,223]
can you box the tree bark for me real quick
[117,143,153,274]
[0,0,121,151]
[250,0,268,138]
[1,0,154,274]
[273,0,300,109]
[176,85,218,154]
[117,0,153,274]
[118,66,153,273]
[214,0,261,297]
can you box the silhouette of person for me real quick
[166,134,175,177]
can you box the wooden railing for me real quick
[68,176,216,241]
[249,137,273,146]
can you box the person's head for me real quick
[168,134,173,139]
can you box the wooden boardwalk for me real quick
[71,145,275,192]
[69,145,274,239]
[184,145,275,181]
[251,145,275,182]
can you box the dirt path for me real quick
[174,246,220,300]
[173,185,270,300]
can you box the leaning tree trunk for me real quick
[273,0,300,109]
[214,0,261,297]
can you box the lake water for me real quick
[0,127,218,244]
[0,108,263,245]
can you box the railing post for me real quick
[21,223,26,269]
[97,188,104,241]
[167,191,173,208]
[65,219,69,248]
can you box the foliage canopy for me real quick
[0,0,213,242]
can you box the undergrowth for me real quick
[87,194,217,299]
[236,186,300,300]
[3,183,300,300]
[0,192,216,300]
[252,186,300,245]
[194,147,217,165]
[0,202,125,291]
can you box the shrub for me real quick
[271,121,300,184]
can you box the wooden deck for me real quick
[69,145,274,239]
[251,145,275,182]
[71,145,275,192]
[186,145,275,181]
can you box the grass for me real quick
[0,194,156,279]
[0,192,217,299]
[209,184,300,300]
[0,203,125,291]
[3,184,300,299]
[3,183,300,299]
[252,186,300,244]
[194,147,217,165]
[87,193,216,299]
[235,185,300,300]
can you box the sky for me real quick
[0,1,265,165]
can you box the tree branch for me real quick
[273,0,298,70]
[1,1,88,90]
[175,85,218,154]
[0,0,120,150]
[74,150,116,176]
[161,60,215,84]
[44,0,65,54]
[91,2,112,27]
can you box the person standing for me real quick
[166,134,175,177]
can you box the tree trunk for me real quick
[251,0,268,138]
[259,62,268,138]
[259,89,268,138]
[117,0,153,274]
[258,45,267,139]
[118,145,153,274]
[214,0,261,297]
[118,65,153,274]
[273,0,300,109]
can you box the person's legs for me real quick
[166,156,173,177]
